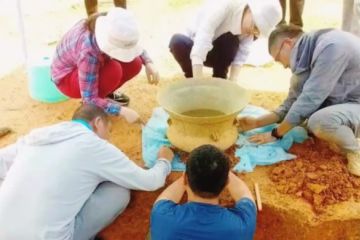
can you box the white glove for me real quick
[192,64,203,79]
[119,107,141,124]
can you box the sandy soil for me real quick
[1,0,359,239]
[1,69,359,240]
[0,0,342,92]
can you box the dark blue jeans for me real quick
[169,32,240,79]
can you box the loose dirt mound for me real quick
[174,136,360,215]
[271,138,360,213]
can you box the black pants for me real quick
[169,32,240,79]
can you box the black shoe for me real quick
[107,93,130,106]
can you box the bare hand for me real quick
[248,132,276,144]
[227,171,255,202]
[145,62,160,85]
[119,107,141,124]
[227,171,237,185]
[157,146,174,162]
[236,116,258,132]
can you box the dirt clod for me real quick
[270,138,360,213]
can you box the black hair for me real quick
[268,24,304,53]
[186,145,230,198]
[72,104,108,123]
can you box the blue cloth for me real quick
[234,106,308,172]
[142,106,308,172]
[142,108,185,171]
[150,198,257,240]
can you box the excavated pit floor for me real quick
[0,70,359,240]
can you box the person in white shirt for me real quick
[0,104,173,240]
[169,0,282,81]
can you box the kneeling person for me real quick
[0,104,173,240]
[238,26,360,176]
[151,145,257,240]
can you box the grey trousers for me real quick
[342,0,360,37]
[307,103,360,152]
[73,182,130,240]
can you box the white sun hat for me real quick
[248,0,282,37]
[95,7,143,62]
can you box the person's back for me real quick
[291,29,360,108]
[0,105,173,240]
[260,25,360,176]
[51,19,95,84]
[0,122,125,239]
[325,30,360,105]
[324,30,360,104]
[151,199,255,240]
[151,145,257,240]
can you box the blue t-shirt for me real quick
[150,198,257,240]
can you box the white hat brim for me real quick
[248,1,282,38]
[95,16,143,63]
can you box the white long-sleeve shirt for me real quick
[186,0,253,66]
[0,121,171,240]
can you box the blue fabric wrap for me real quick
[142,106,308,172]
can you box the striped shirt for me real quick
[51,20,120,115]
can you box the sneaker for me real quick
[107,93,130,106]
[347,151,360,177]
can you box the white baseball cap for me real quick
[248,0,282,37]
[95,8,143,62]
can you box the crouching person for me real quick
[150,145,257,240]
[169,0,282,80]
[0,104,173,240]
[238,25,360,176]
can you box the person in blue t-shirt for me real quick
[150,144,257,240]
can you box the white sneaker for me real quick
[347,151,360,177]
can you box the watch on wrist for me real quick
[271,127,282,139]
